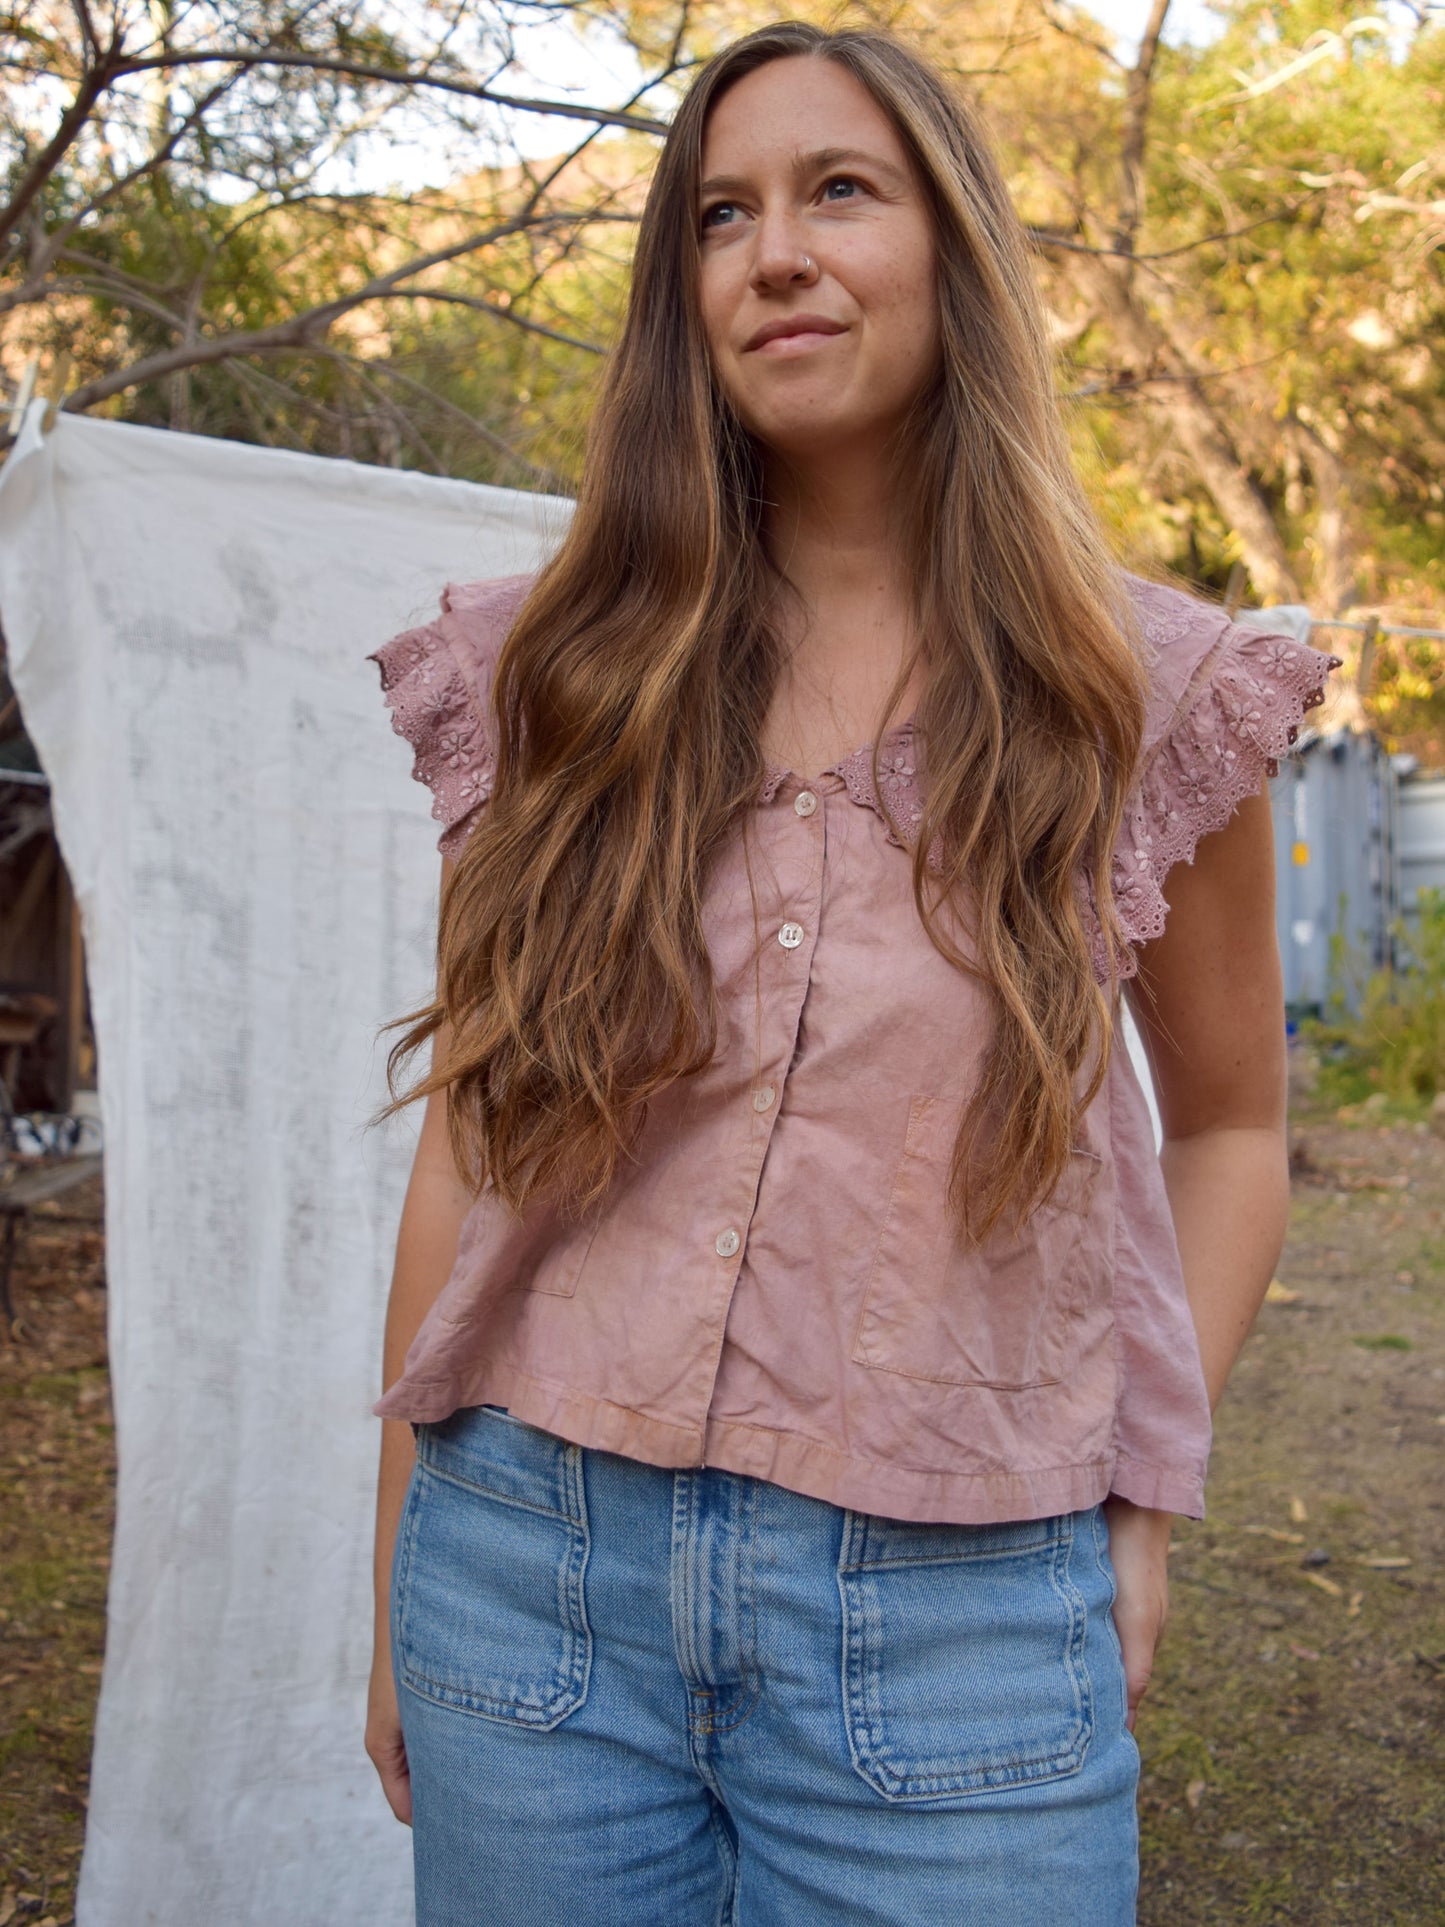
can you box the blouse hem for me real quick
[375,1360,1207,1525]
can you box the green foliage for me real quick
[1301,887,1445,1110]
[1059,2,1445,610]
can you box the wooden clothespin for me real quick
[40,351,72,434]
[6,356,38,439]
[3,353,71,443]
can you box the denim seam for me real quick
[416,1429,583,1526]
[840,1511,1067,1573]
[704,1800,738,1927]
[1050,1509,1094,1755]
[675,1472,762,1738]
[1091,1503,1130,1730]
[670,1470,701,1693]
[842,1539,1062,1573]
[692,1473,762,1736]
[389,1458,424,1692]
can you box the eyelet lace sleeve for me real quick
[368,574,534,859]
[1091,617,1344,982]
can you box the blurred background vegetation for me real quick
[1302,886,1445,1112]
[3,0,1443,756]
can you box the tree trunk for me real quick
[1064,253,1303,604]
[1292,416,1357,616]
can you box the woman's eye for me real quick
[822,175,862,202]
[700,201,736,232]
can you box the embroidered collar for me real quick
[759,719,922,849]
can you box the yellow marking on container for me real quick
[1291,841,1310,866]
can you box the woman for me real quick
[364,21,1340,1924]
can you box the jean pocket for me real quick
[393,1404,591,1728]
[837,1509,1094,1802]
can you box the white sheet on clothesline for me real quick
[0,402,572,1926]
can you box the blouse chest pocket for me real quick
[851,1095,1113,1392]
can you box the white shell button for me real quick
[752,1085,776,1112]
[794,789,818,817]
[715,1227,741,1258]
[778,922,805,950]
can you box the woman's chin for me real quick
[745,411,889,469]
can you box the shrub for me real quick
[1300,888,1445,1112]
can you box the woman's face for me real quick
[696,56,941,467]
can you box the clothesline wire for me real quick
[1306,618,1445,642]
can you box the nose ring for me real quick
[796,254,814,278]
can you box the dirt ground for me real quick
[1,1081,1442,1927]
[0,1172,108,1927]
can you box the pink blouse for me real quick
[368,573,1342,1524]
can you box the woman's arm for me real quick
[365,856,478,1824]
[1106,769,1291,1728]
[1125,771,1291,1410]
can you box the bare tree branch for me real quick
[1060,243,1301,600]
[114,45,670,134]
[1029,193,1328,266]
[326,348,573,491]
[0,55,115,248]
[1066,347,1293,398]
[58,205,601,411]
[374,287,605,354]
[1116,0,1170,258]
[1040,0,1123,71]
[33,69,245,282]
[69,0,101,60]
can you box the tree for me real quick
[870,0,1444,623]
[5,0,1443,712]
[0,0,684,480]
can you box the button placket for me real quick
[682,774,829,1429]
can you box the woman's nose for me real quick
[748,207,818,291]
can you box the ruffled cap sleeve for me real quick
[368,573,536,859]
[1091,580,1345,982]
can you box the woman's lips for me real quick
[751,329,846,356]
[747,314,847,352]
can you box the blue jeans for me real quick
[392,1404,1140,1926]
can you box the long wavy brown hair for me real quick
[379,19,1149,1244]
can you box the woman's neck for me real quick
[757,447,926,775]
[761,445,907,616]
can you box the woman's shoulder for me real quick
[430,570,540,682]
[369,569,538,680]
[1120,571,1340,765]
[1121,574,1237,750]
[1098,573,1343,970]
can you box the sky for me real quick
[1084,0,1227,55]
[335,1,1241,190]
[343,0,1430,185]
[488,1,1232,168]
